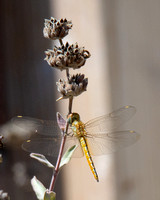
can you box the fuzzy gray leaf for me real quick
[30,153,55,169]
[59,145,77,168]
[31,176,46,200]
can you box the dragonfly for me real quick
[13,105,139,182]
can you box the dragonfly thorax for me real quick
[71,120,86,137]
[68,113,86,137]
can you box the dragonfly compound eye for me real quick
[67,113,80,124]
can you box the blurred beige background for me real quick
[0,0,160,200]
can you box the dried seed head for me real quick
[43,17,72,40]
[45,42,91,70]
[56,74,88,100]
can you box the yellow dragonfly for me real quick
[13,105,139,182]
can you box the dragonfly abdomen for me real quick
[79,136,99,182]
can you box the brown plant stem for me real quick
[49,89,73,191]
[49,122,70,191]
[69,96,73,114]
[49,132,67,191]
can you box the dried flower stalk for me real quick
[43,17,91,192]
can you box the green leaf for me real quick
[44,190,56,200]
[31,176,46,200]
[59,145,77,169]
[30,153,55,169]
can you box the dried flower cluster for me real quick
[45,42,90,71]
[44,17,90,99]
[56,74,88,100]
[0,190,10,200]
[43,17,72,40]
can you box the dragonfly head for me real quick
[67,113,80,124]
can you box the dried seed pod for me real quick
[56,74,88,100]
[43,17,72,40]
[45,42,91,70]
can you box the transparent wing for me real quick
[12,105,138,157]
[85,105,136,133]
[22,135,62,157]
[22,134,83,158]
[12,116,70,137]
[86,130,140,156]
[12,116,83,157]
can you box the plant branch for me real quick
[49,132,67,191]
[49,60,73,191]
[48,120,71,191]
[69,96,73,114]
